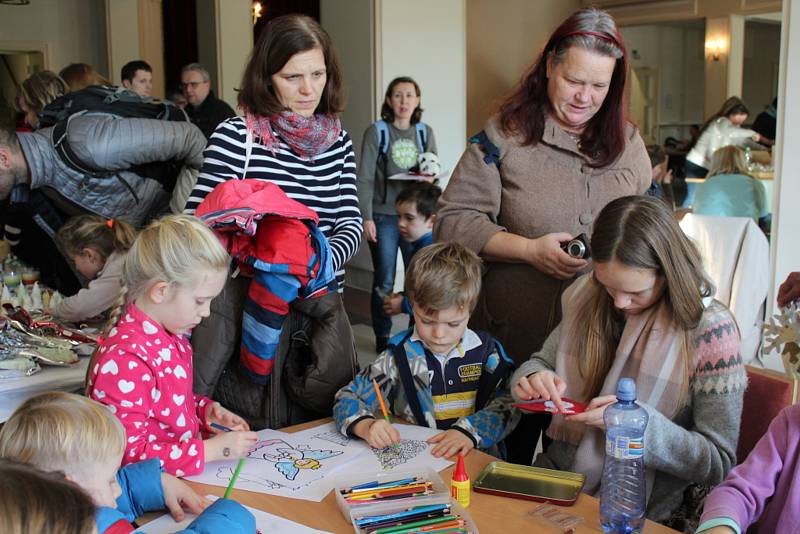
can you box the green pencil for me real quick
[223,458,246,498]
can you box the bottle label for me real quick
[606,435,644,459]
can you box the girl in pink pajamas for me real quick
[87,215,258,476]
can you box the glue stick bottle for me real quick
[451,453,470,508]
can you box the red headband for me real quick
[561,30,620,48]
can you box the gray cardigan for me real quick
[511,301,747,522]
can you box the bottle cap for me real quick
[452,453,469,482]
[616,378,637,401]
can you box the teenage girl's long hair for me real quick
[573,196,714,402]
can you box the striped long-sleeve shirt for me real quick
[184,117,362,287]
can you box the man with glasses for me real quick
[180,63,236,138]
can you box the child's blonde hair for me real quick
[57,214,137,259]
[123,214,230,301]
[404,242,482,314]
[0,392,125,474]
[0,459,96,534]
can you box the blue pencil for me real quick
[210,422,232,432]
[347,477,420,492]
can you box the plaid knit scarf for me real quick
[547,274,686,494]
[245,110,341,160]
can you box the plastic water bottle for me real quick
[600,378,649,534]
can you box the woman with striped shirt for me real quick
[184,14,361,422]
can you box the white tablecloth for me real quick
[0,358,89,422]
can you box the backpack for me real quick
[40,85,188,192]
[374,119,429,203]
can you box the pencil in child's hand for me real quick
[371,378,391,423]
[223,458,246,499]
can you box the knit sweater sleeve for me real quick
[356,124,379,221]
[433,121,506,254]
[698,405,795,533]
[328,132,363,271]
[510,323,561,402]
[640,310,745,486]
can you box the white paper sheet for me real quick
[184,428,368,502]
[134,495,330,533]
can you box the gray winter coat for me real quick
[18,114,206,225]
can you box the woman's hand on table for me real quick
[566,395,617,429]
[363,220,377,243]
[427,429,474,458]
[161,473,212,520]
[524,233,587,279]
[513,370,567,411]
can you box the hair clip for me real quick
[106,219,114,229]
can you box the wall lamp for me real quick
[705,39,725,61]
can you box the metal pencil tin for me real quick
[473,461,586,505]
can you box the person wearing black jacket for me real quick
[181,63,236,138]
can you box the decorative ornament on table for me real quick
[31,282,43,311]
[762,302,800,372]
[410,152,441,176]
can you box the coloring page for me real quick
[184,428,368,502]
[344,423,454,474]
[134,495,332,533]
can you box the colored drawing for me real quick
[247,438,344,481]
[371,439,429,470]
[312,430,351,447]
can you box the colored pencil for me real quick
[356,504,449,524]
[372,378,392,423]
[374,515,459,534]
[363,510,451,530]
[210,422,232,432]
[345,476,421,493]
[223,458,245,498]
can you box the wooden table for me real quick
[173,419,676,533]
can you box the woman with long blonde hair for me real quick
[693,145,770,230]
[511,195,745,524]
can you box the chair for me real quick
[680,214,769,363]
[737,365,798,461]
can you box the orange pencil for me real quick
[372,378,391,423]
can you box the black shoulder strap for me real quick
[469,130,501,169]
[52,114,113,179]
[474,333,513,411]
[390,332,427,426]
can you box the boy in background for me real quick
[382,181,441,317]
[335,242,519,459]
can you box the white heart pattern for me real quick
[173,365,187,380]
[151,388,161,402]
[94,389,106,399]
[158,348,171,361]
[148,434,157,442]
[100,360,119,376]
[176,413,186,427]
[187,443,198,457]
[175,469,184,477]
[142,374,152,382]
[118,380,135,394]
[179,430,193,442]
[172,394,185,406]
[142,321,158,334]
[128,361,138,370]
[133,422,141,429]
[161,407,170,417]
[169,445,182,460]
[107,405,117,414]
[120,400,133,408]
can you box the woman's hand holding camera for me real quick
[513,370,568,412]
[524,233,587,279]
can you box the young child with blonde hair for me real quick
[0,392,254,533]
[54,215,137,322]
[87,214,258,476]
[0,458,96,534]
[334,242,519,458]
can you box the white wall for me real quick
[621,23,705,143]
[379,0,466,181]
[0,0,107,75]
[466,0,579,134]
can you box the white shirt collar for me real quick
[409,327,482,360]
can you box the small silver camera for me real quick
[561,233,591,259]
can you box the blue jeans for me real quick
[368,213,413,338]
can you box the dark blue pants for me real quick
[683,160,709,208]
[368,213,413,339]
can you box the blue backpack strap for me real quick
[469,130,501,169]
[374,120,390,155]
[415,122,428,152]
[390,332,427,427]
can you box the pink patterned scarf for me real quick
[245,110,341,160]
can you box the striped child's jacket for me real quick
[334,327,519,452]
[196,179,337,384]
